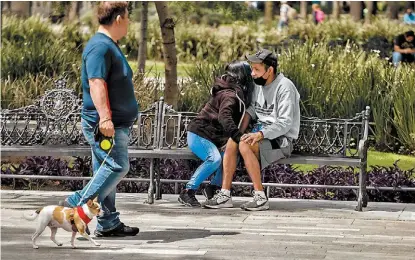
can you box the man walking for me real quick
[62,2,139,237]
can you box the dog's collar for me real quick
[76,206,92,224]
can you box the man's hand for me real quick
[99,118,115,137]
[241,132,263,146]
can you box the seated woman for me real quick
[178,61,254,207]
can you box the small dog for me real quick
[24,197,103,249]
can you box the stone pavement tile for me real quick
[325,250,413,260]
[2,190,415,260]
[243,216,355,225]
[203,249,326,259]
[331,239,415,247]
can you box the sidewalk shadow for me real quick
[93,228,239,243]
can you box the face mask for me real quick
[253,70,268,86]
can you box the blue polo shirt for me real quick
[81,32,139,127]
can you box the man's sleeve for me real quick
[85,45,111,80]
[261,87,296,140]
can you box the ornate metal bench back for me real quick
[1,79,370,156]
[1,79,153,148]
[293,107,370,157]
[1,79,85,145]
[156,98,198,149]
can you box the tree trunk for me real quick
[365,1,374,24]
[155,1,178,109]
[332,1,340,19]
[138,1,149,74]
[2,1,12,15]
[300,1,307,20]
[68,1,80,22]
[264,1,273,27]
[350,1,363,22]
[387,2,399,20]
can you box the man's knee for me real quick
[239,142,252,156]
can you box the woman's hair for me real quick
[220,61,254,105]
[312,4,320,10]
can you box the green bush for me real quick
[1,15,81,81]
[278,41,415,151]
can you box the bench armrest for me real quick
[358,139,368,160]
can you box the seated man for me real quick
[403,8,415,25]
[204,49,300,211]
[392,30,415,66]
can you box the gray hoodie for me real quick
[246,73,301,168]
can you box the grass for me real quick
[128,60,193,78]
[294,150,415,172]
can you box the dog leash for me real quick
[77,136,115,206]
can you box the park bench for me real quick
[1,79,371,211]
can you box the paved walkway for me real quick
[1,190,415,260]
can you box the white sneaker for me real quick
[203,190,233,209]
[240,191,270,211]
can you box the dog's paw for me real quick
[57,243,63,246]
[94,243,101,247]
[71,245,76,249]
[33,245,39,249]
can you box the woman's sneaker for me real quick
[202,184,221,200]
[178,189,201,207]
[203,190,233,209]
[240,190,269,211]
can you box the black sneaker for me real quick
[178,189,201,207]
[94,223,139,237]
[202,184,221,200]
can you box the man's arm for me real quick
[89,78,114,137]
[394,45,413,54]
[84,44,114,137]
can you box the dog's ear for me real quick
[93,196,99,203]
[86,199,93,207]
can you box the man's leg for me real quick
[392,52,402,66]
[93,127,138,235]
[238,142,262,190]
[203,138,239,209]
[222,138,239,190]
[238,141,269,211]
[65,121,138,235]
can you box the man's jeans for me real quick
[186,132,223,190]
[66,119,130,232]
[392,52,415,66]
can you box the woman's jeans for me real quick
[186,132,223,190]
[66,119,130,232]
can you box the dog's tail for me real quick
[23,208,42,221]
